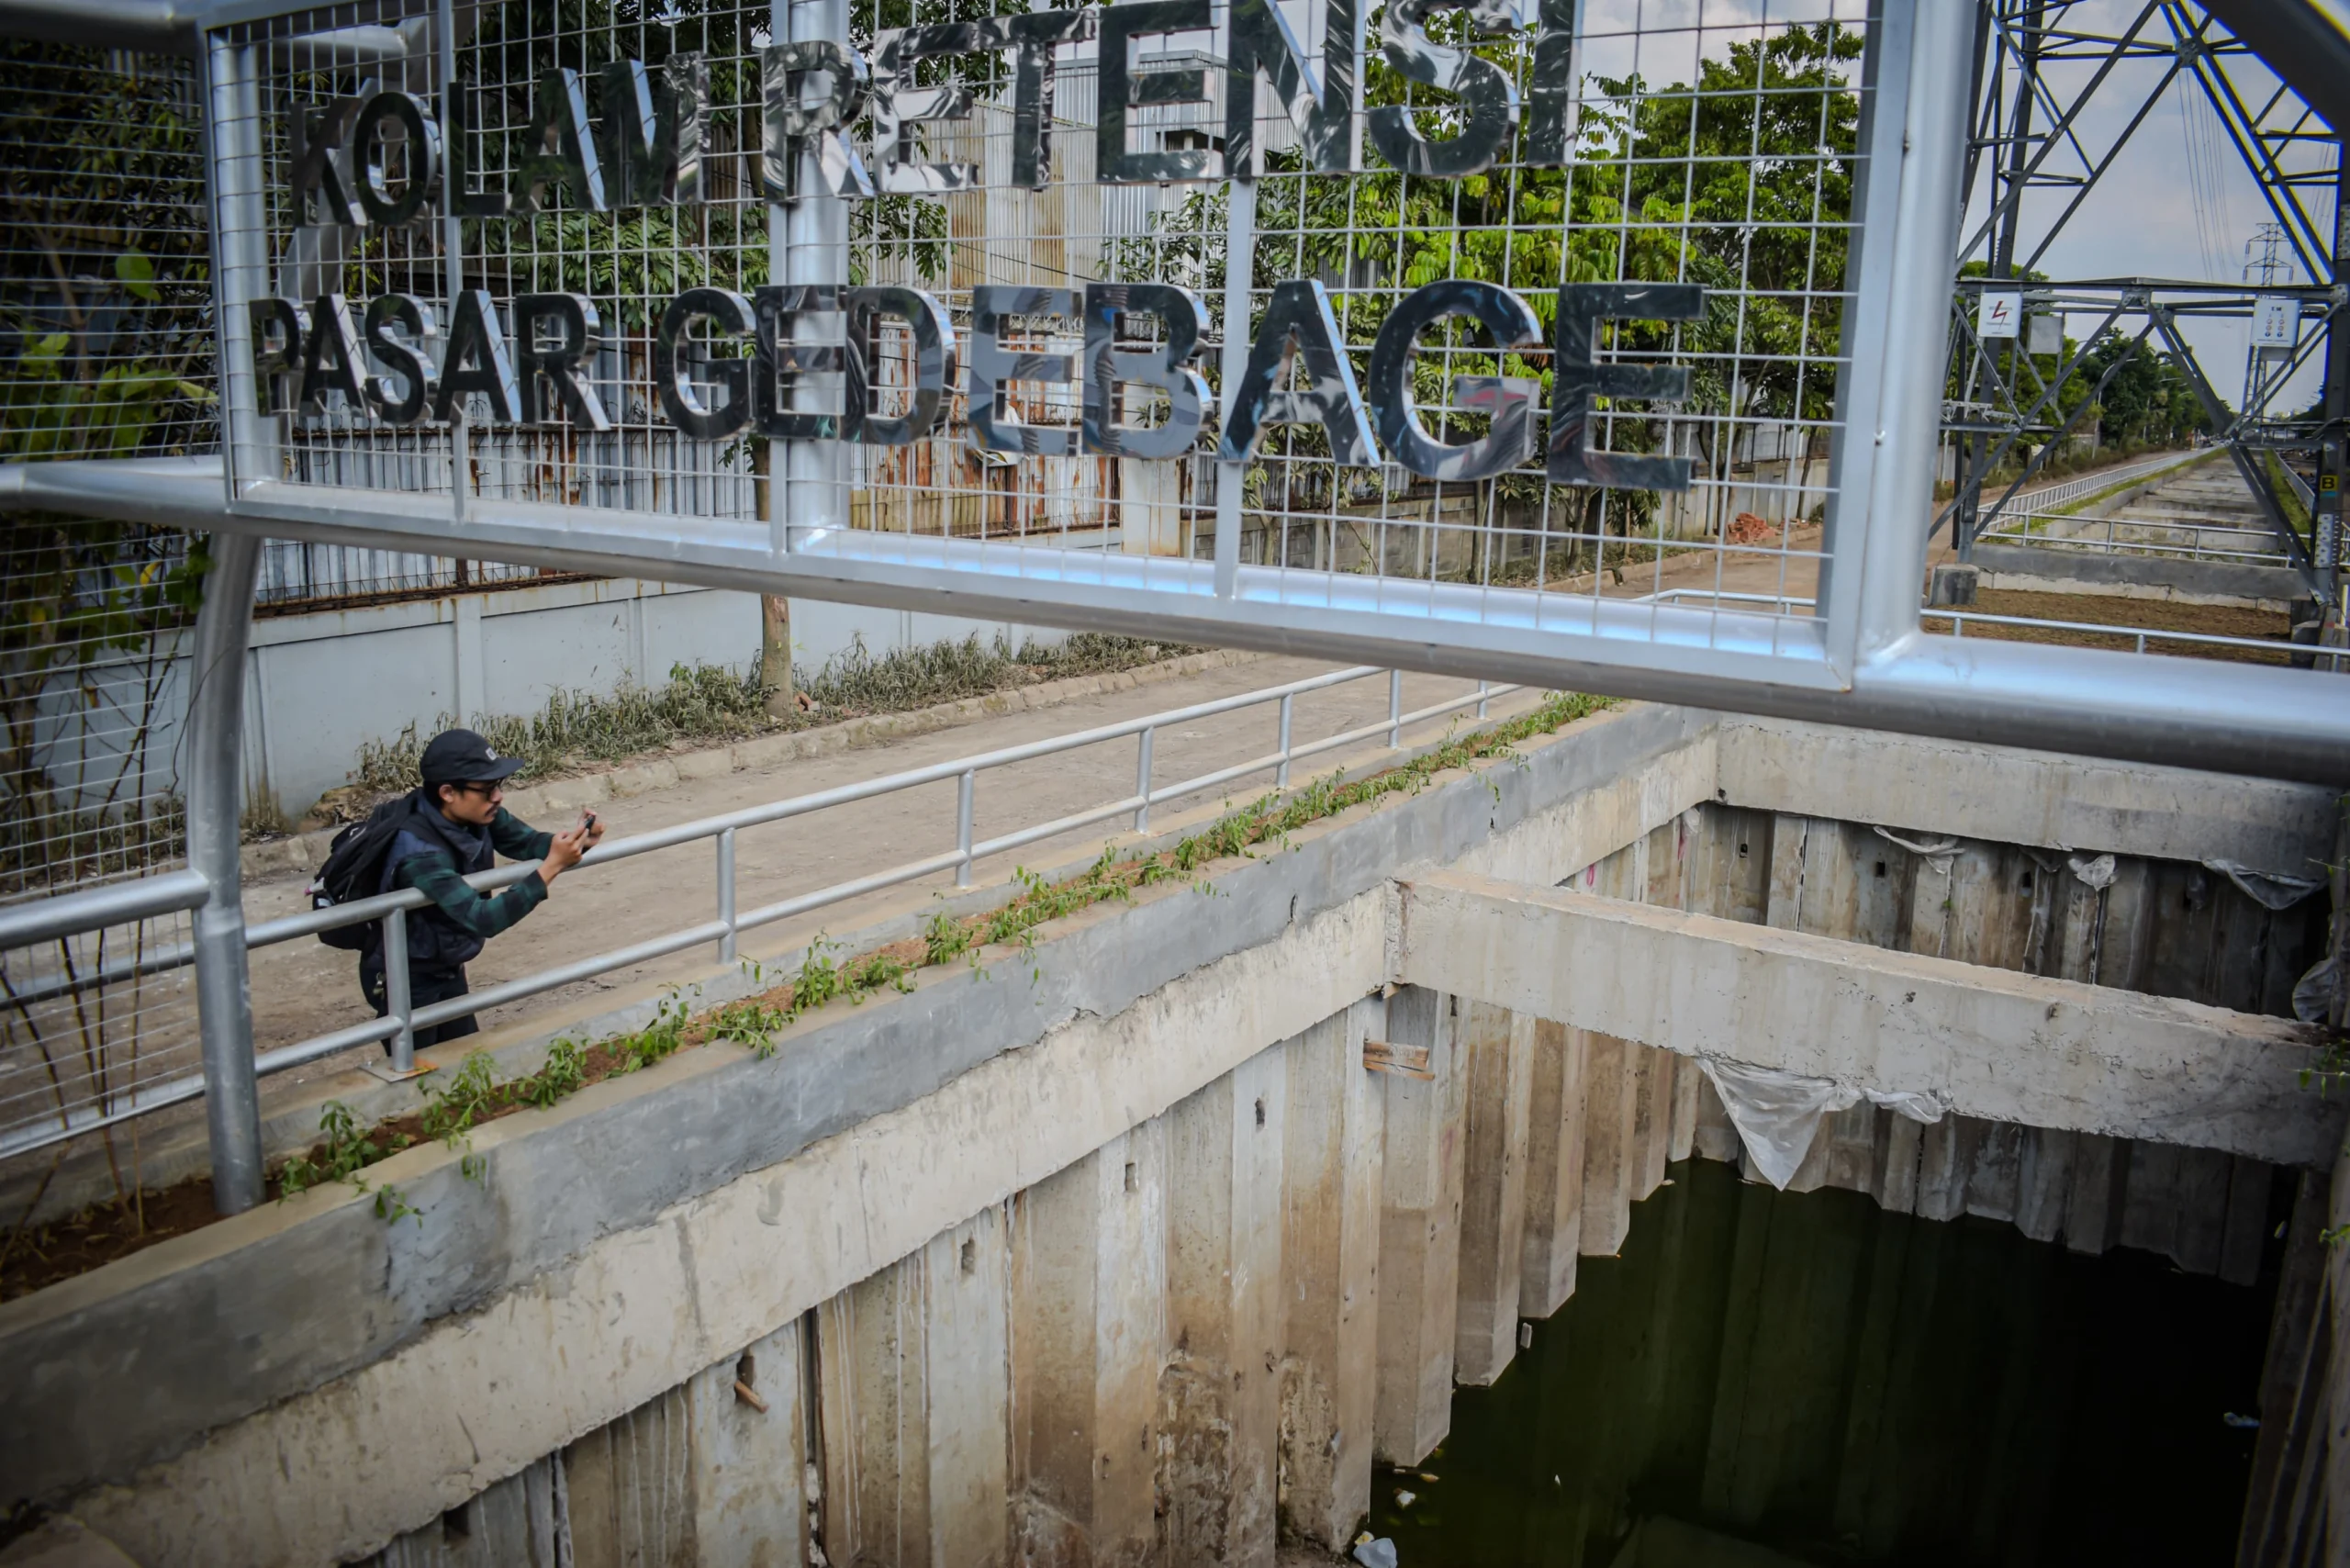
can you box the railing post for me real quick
[956,768,975,887]
[717,826,738,962]
[1276,692,1293,790]
[1476,679,1490,720]
[187,532,264,1214]
[1134,726,1155,832]
[1387,670,1403,748]
[383,909,415,1072]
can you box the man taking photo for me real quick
[353,727,606,1048]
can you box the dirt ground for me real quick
[1923,587,2292,664]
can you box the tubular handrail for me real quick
[0,868,209,950]
[1647,588,2300,658]
[0,665,1518,1163]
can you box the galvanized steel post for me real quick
[187,531,264,1214]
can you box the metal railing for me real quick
[1978,512,2294,566]
[0,666,1513,1164]
[1918,609,2301,660]
[1980,448,2211,525]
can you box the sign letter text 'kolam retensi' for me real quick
[252,1,1705,489]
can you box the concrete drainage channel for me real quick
[0,704,2342,1567]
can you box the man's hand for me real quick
[578,808,606,849]
[541,823,591,884]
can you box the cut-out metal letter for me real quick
[513,69,607,213]
[1522,0,1578,166]
[249,297,307,416]
[1219,278,1379,467]
[598,56,706,208]
[1225,0,1360,177]
[297,293,367,414]
[755,285,846,440]
[1365,279,1541,480]
[762,42,876,201]
[846,286,957,446]
[1082,282,1210,459]
[363,294,438,426]
[513,294,612,430]
[968,286,1082,456]
[287,97,364,228]
[1098,0,1214,185]
[655,287,756,440]
[432,289,521,425]
[1546,282,1705,490]
[1366,0,1519,178]
[351,90,442,227]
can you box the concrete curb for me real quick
[237,647,1264,883]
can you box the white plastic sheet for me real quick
[1701,1058,1945,1190]
[2204,857,2322,911]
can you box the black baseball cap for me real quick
[419,728,527,786]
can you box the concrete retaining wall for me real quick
[6,711,2336,1566]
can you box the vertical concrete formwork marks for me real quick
[1579,1032,1642,1259]
[815,1207,1011,1567]
[1454,1002,1534,1386]
[688,1323,811,1568]
[368,1458,566,1568]
[1161,1045,1287,1567]
[1673,801,2306,1282]
[1373,985,1466,1467]
[1276,1000,1384,1552]
[1517,1016,1590,1320]
[1012,1123,1169,1568]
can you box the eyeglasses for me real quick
[448,781,503,798]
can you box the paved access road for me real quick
[243,658,1540,1081]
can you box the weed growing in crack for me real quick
[277,1102,381,1199]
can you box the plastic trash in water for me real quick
[1353,1538,1400,1568]
[1394,1489,1417,1508]
[2223,1413,2261,1429]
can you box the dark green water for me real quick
[1370,1158,2280,1568]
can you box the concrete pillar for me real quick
[1667,1057,1699,1165]
[1912,1114,1966,1223]
[1578,1033,1641,1257]
[1012,1124,1168,1567]
[1691,1070,1742,1166]
[924,1208,1013,1567]
[2065,1133,2128,1254]
[2014,1127,2077,1244]
[1516,1018,1587,1320]
[690,1320,812,1568]
[1277,1002,1383,1551]
[818,1255,931,1564]
[1454,1002,1533,1386]
[1763,812,1809,929]
[1162,1045,1286,1566]
[565,1385,697,1567]
[1630,1047,1673,1201]
[1373,986,1464,1467]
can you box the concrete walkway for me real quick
[242,657,1540,1069]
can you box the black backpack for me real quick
[308,793,455,951]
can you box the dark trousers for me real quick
[360,956,479,1052]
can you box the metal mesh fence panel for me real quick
[1,42,214,1193]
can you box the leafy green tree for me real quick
[0,41,217,889]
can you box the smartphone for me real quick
[580,809,599,834]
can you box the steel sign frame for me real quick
[6,0,2340,779]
